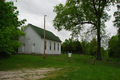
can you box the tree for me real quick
[81,39,89,55]
[61,38,73,53]
[108,35,117,57]
[72,40,83,54]
[113,1,120,58]
[101,47,106,58]
[21,25,27,31]
[61,38,83,54]
[53,0,117,60]
[0,0,26,58]
[89,38,97,56]
[108,35,120,58]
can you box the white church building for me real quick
[18,24,61,55]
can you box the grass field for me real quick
[0,54,120,80]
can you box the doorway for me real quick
[22,44,25,53]
[32,43,35,53]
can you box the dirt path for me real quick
[0,68,61,80]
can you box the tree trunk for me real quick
[96,19,102,60]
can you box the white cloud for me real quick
[105,5,117,37]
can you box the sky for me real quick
[10,0,118,42]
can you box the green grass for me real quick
[0,54,120,80]
[0,54,69,70]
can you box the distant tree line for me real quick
[61,38,83,54]
[62,35,120,59]
[108,35,120,58]
[61,38,107,58]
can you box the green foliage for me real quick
[81,37,106,57]
[0,0,26,58]
[113,4,120,38]
[21,25,27,31]
[61,38,83,54]
[81,39,89,55]
[89,38,97,56]
[108,35,120,58]
[101,47,107,58]
[113,11,120,28]
[73,41,83,54]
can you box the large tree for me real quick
[0,0,26,58]
[53,0,117,60]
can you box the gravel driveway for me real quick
[0,68,61,80]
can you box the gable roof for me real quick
[27,24,61,42]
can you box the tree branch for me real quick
[98,0,102,18]
[73,21,95,26]
[100,0,107,18]
[92,0,98,15]
[79,21,95,25]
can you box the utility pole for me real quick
[44,15,47,59]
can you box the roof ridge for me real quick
[28,23,53,33]
[28,23,61,42]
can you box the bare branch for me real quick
[79,21,95,25]
[72,21,95,26]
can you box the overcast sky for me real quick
[10,0,118,42]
